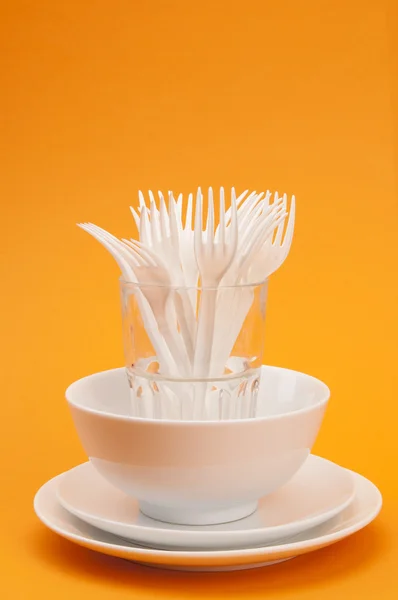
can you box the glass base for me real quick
[126,357,261,421]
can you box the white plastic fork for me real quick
[193,186,238,378]
[120,239,192,377]
[235,195,288,282]
[133,190,199,293]
[211,195,289,375]
[131,196,197,362]
[248,194,296,281]
[171,191,198,292]
[222,188,251,227]
[77,223,179,376]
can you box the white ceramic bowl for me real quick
[66,366,329,526]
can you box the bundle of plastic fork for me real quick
[78,187,295,418]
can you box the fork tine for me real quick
[262,195,284,219]
[167,190,181,227]
[130,206,140,231]
[238,191,260,215]
[280,195,295,256]
[84,222,119,244]
[252,212,287,259]
[185,192,193,231]
[169,192,182,251]
[120,239,147,266]
[225,189,252,226]
[229,188,236,222]
[80,223,110,243]
[78,223,113,251]
[237,197,263,247]
[138,190,147,209]
[123,239,155,266]
[148,190,158,220]
[231,191,257,228]
[85,224,135,260]
[207,187,214,238]
[239,196,282,250]
[257,203,285,240]
[194,187,203,261]
[229,185,238,243]
[79,224,138,279]
[149,196,161,244]
[243,209,287,265]
[168,191,180,242]
[274,194,288,246]
[112,239,141,268]
[173,192,182,225]
[148,190,156,209]
[263,210,287,242]
[195,188,203,228]
[242,200,286,259]
[219,187,225,245]
[235,188,249,207]
[139,206,151,246]
[262,190,272,209]
[158,191,169,239]
[238,192,264,230]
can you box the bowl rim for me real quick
[65,365,330,426]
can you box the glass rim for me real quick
[127,363,261,384]
[119,276,269,291]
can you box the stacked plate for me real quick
[34,454,381,572]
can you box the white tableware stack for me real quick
[34,187,382,571]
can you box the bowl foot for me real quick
[139,500,258,526]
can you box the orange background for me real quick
[1,0,398,598]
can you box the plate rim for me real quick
[34,467,382,564]
[55,455,357,547]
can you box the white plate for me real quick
[56,455,355,550]
[34,468,381,571]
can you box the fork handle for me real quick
[193,288,218,378]
[156,308,191,377]
[212,287,254,374]
[174,292,195,365]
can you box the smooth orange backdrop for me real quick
[1,0,397,598]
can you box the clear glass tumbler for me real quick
[120,279,268,420]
